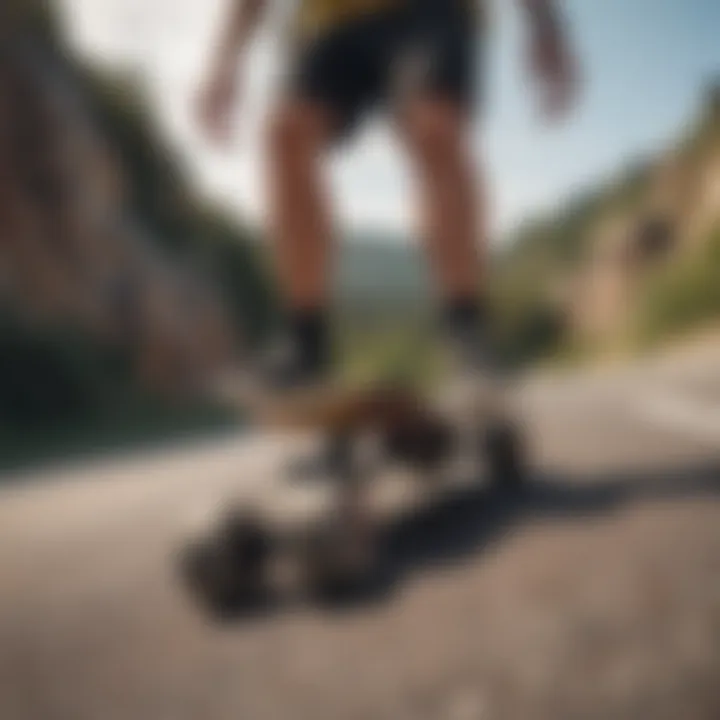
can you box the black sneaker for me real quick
[255,331,330,394]
[212,309,332,411]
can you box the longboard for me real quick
[178,376,526,617]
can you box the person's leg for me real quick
[259,16,383,388]
[393,3,493,369]
[266,99,336,313]
[263,99,336,383]
[399,97,485,308]
[398,96,494,374]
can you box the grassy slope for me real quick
[494,94,720,366]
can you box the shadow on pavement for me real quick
[202,459,720,622]
[379,460,720,592]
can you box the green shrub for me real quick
[493,288,566,367]
[636,227,720,345]
[0,314,135,431]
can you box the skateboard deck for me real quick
[215,371,440,430]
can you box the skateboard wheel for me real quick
[383,417,453,470]
[301,518,378,601]
[178,509,271,617]
[484,422,526,493]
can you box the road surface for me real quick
[1,345,720,720]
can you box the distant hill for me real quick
[336,232,431,315]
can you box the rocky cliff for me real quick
[0,2,274,426]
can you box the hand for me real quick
[529,29,578,122]
[195,59,241,145]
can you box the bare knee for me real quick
[401,102,469,170]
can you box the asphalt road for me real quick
[1,345,720,720]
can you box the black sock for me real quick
[287,307,329,371]
[443,296,488,337]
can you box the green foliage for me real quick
[492,148,660,367]
[2,0,62,40]
[337,314,440,386]
[192,203,279,344]
[0,311,237,470]
[636,227,720,346]
[492,280,566,367]
[0,313,135,432]
[74,66,198,251]
[502,157,652,274]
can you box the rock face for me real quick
[0,16,241,400]
[568,84,720,346]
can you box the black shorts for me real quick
[287,2,483,140]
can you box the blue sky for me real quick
[64,0,720,240]
[483,0,720,233]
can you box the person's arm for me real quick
[211,0,267,72]
[519,0,578,119]
[196,0,268,143]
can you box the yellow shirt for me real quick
[293,1,485,39]
[294,0,405,38]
